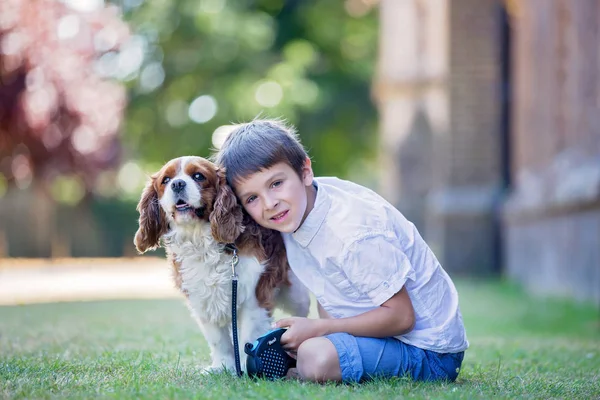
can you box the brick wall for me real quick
[426,0,505,275]
[376,0,505,275]
[374,0,448,235]
[376,0,600,302]
[504,0,600,305]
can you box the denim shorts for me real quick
[326,333,465,383]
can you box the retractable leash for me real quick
[244,327,296,379]
[227,244,296,380]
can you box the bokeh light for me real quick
[283,40,318,70]
[255,80,283,108]
[94,51,120,78]
[138,62,165,93]
[290,79,319,107]
[11,154,33,190]
[344,0,378,18]
[117,161,145,196]
[62,0,104,13]
[1,32,22,56]
[116,35,145,80]
[199,0,226,14]
[268,63,296,87]
[95,170,119,198]
[41,124,64,150]
[188,95,218,124]
[165,100,189,128]
[49,175,85,206]
[211,125,236,150]
[57,15,80,40]
[0,173,7,198]
[94,26,120,52]
[241,12,275,51]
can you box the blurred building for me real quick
[375,0,600,304]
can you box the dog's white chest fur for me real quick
[165,224,264,327]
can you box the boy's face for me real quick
[234,159,315,233]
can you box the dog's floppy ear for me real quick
[134,178,168,253]
[210,168,244,243]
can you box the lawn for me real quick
[1,280,599,399]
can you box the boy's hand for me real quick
[275,317,327,351]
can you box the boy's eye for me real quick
[271,180,282,188]
[192,172,205,181]
[246,195,257,204]
[161,176,171,185]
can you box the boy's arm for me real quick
[277,286,415,351]
[278,232,416,351]
[317,302,331,319]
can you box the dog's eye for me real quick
[161,176,171,185]
[192,172,205,181]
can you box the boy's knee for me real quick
[296,337,341,382]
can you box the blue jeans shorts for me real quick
[326,333,465,383]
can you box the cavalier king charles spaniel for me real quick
[134,156,309,373]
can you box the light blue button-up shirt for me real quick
[282,177,469,353]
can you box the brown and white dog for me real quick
[134,156,309,373]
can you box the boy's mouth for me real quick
[270,210,289,222]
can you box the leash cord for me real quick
[232,279,242,377]
[229,246,242,377]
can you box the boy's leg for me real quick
[295,337,342,382]
[317,333,464,383]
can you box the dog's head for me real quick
[133,156,244,253]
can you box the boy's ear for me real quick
[302,157,314,185]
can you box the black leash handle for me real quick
[229,246,242,377]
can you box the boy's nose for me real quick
[264,196,279,210]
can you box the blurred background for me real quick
[0,0,598,307]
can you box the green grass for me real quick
[1,280,599,399]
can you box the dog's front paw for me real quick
[201,358,238,376]
[201,365,234,375]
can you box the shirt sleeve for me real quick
[339,231,416,305]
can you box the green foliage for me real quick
[89,197,164,257]
[1,280,599,399]
[119,0,379,179]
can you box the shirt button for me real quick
[383,281,389,288]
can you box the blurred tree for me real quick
[0,0,380,257]
[119,0,379,182]
[0,0,129,196]
[0,0,130,256]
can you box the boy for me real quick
[215,119,468,383]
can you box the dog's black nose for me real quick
[171,179,186,192]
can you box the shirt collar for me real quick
[291,179,330,248]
